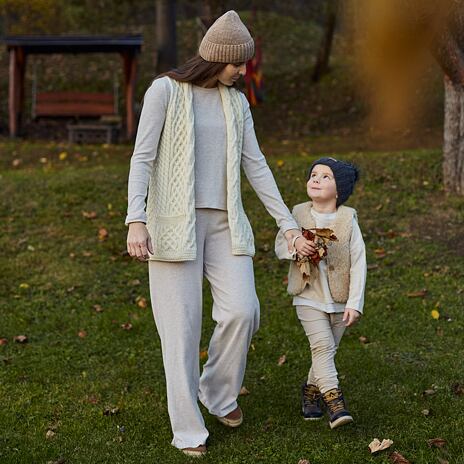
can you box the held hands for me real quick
[343,308,361,327]
[283,229,316,258]
[127,222,154,261]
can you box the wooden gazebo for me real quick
[4,35,143,139]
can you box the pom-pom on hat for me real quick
[308,157,360,206]
[199,10,255,63]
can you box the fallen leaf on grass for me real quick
[78,330,87,339]
[135,296,147,309]
[406,289,427,298]
[277,354,287,366]
[421,408,431,416]
[13,335,28,343]
[389,451,411,463]
[12,158,22,167]
[423,388,436,396]
[0,338,8,346]
[128,279,141,286]
[276,160,285,167]
[359,336,370,345]
[82,211,97,219]
[239,386,250,396]
[368,438,393,453]
[19,283,29,289]
[93,304,104,313]
[200,350,208,361]
[367,264,379,270]
[98,228,109,241]
[298,460,310,464]
[120,323,132,331]
[103,407,119,416]
[58,151,67,160]
[451,382,464,396]
[82,251,93,257]
[427,438,447,448]
[46,430,56,439]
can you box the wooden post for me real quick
[156,0,177,72]
[8,46,27,137]
[122,51,137,139]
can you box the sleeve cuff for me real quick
[125,212,147,226]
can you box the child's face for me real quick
[307,164,338,202]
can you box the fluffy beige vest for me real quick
[146,78,254,261]
[287,201,355,302]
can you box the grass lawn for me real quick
[1,140,463,464]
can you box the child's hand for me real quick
[343,308,361,327]
[295,237,316,257]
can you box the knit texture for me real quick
[146,77,255,261]
[199,10,254,63]
[287,201,354,302]
[308,158,359,207]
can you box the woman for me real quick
[126,10,305,457]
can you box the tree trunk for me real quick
[312,0,338,82]
[443,76,464,194]
[156,0,177,72]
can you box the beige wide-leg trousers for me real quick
[296,306,346,394]
[148,209,260,449]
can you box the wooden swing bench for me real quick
[32,86,121,144]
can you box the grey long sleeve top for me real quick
[125,76,298,233]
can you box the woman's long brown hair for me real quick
[158,55,228,86]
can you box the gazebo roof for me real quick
[3,34,143,54]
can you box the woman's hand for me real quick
[127,222,154,261]
[343,308,361,327]
[284,229,316,256]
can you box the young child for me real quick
[275,157,366,429]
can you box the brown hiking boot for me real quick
[322,388,353,429]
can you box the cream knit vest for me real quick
[287,201,356,302]
[146,78,255,261]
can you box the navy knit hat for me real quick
[307,157,360,207]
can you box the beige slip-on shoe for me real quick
[215,406,243,428]
[181,444,207,457]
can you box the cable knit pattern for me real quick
[146,78,254,261]
[287,201,354,302]
[219,84,255,256]
[146,79,197,261]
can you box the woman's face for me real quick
[307,164,338,202]
[217,63,247,86]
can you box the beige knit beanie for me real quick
[199,10,255,63]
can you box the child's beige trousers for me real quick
[296,305,346,394]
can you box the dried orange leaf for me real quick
[239,386,250,396]
[78,330,87,339]
[406,289,427,298]
[103,406,119,416]
[427,438,447,448]
[135,296,147,308]
[93,304,104,313]
[200,350,208,361]
[452,382,464,396]
[0,338,8,346]
[369,438,393,453]
[98,227,109,241]
[423,388,436,396]
[82,211,97,219]
[389,451,411,463]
